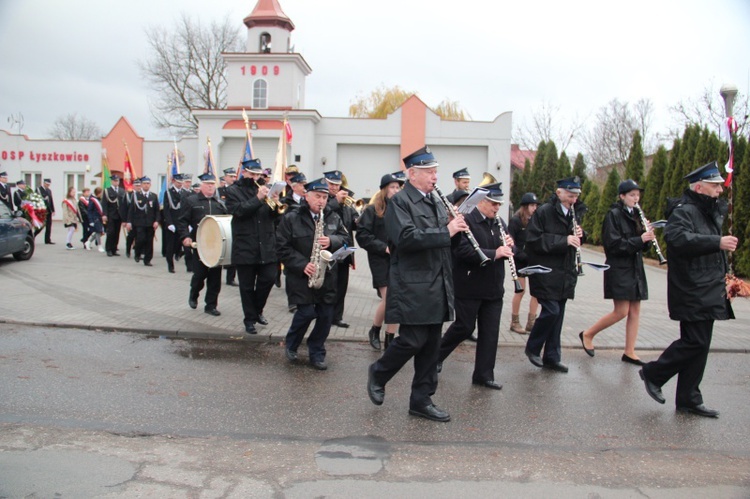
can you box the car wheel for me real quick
[13,234,35,261]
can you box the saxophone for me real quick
[308,211,333,289]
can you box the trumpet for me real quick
[344,196,366,211]
[634,203,667,265]
[495,212,523,293]
[433,184,491,267]
[254,178,288,214]
[570,204,585,276]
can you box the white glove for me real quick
[168,224,176,232]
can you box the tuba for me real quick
[308,211,333,289]
[477,172,498,187]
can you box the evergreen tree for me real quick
[557,151,572,179]
[519,158,533,204]
[581,182,600,242]
[594,168,621,244]
[510,169,523,209]
[643,145,668,216]
[624,129,645,183]
[692,127,710,168]
[659,138,681,220]
[732,136,750,277]
[538,141,559,201]
[529,141,547,198]
[572,153,588,184]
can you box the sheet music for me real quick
[457,187,489,214]
[331,246,357,261]
[268,181,287,197]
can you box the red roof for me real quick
[511,144,536,170]
[244,0,295,31]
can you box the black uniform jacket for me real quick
[507,214,530,268]
[665,188,734,321]
[328,194,357,266]
[602,201,649,301]
[162,186,182,227]
[355,202,389,287]
[13,189,25,211]
[384,181,454,325]
[276,202,349,306]
[452,208,507,301]
[102,186,123,222]
[37,185,54,214]
[128,191,159,226]
[526,194,587,301]
[0,183,11,210]
[176,191,228,243]
[225,177,279,265]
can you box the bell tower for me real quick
[243,0,294,54]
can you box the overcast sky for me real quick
[1,0,749,153]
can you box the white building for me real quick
[0,0,512,219]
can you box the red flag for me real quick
[285,120,293,143]
[123,145,136,191]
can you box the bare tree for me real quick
[139,13,243,137]
[669,81,749,139]
[582,98,656,170]
[48,113,103,140]
[513,100,584,153]
[349,85,469,120]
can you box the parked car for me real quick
[0,203,35,261]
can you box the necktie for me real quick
[313,214,319,222]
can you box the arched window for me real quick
[253,79,268,109]
[260,33,271,53]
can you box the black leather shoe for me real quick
[285,348,297,361]
[384,333,394,350]
[368,326,381,350]
[467,333,478,342]
[288,305,297,313]
[473,379,503,390]
[134,255,140,263]
[367,364,384,405]
[639,369,665,404]
[333,320,350,328]
[409,404,451,422]
[525,348,544,368]
[204,308,221,316]
[45,241,55,245]
[621,354,645,366]
[676,404,719,418]
[311,360,328,371]
[256,315,269,326]
[579,331,595,357]
[542,360,569,373]
[112,252,121,257]
[168,268,175,274]
[188,298,198,310]
[245,323,257,335]
[126,252,131,258]
[107,251,113,257]
[226,281,239,287]
[144,262,153,267]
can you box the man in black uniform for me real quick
[367,146,468,422]
[0,171,11,210]
[162,173,184,273]
[178,172,228,316]
[437,182,514,390]
[102,174,124,256]
[12,179,27,211]
[225,158,281,335]
[126,176,160,266]
[524,177,586,374]
[280,172,306,210]
[218,167,238,286]
[36,178,55,244]
[179,175,195,271]
[446,168,471,204]
[639,162,737,418]
[122,178,140,258]
[276,177,350,370]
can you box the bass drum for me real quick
[196,215,233,267]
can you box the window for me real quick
[23,172,41,190]
[260,33,271,53]
[65,173,85,195]
[253,79,268,109]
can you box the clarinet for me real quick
[634,202,667,265]
[570,204,585,276]
[495,212,523,293]
[433,184,491,267]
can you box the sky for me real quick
[1,0,749,154]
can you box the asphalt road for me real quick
[1,324,749,497]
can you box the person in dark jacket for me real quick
[524,177,587,374]
[162,174,184,273]
[218,168,238,286]
[102,175,124,256]
[367,146,469,423]
[121,179,139,258]
[177,173,228,315]
[78,187,91,248]
[276,178,349,370]
[446,168,471,204]
[639,162,737,418]
[437,182,514,390]
[13,179,27,211]
[178,175,195,271]
[0,171,11,210]
[579,179,655,365]
[126,177,160,266]
[226,158,281,334]
[85,187,106,252]
[36,178,55,244]
[507,192,540,334]
[356,173,403,350]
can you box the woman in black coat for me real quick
[579,180,655,365]
[507,192,540,334]
[355,174,403,350]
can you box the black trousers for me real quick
[371,323,442,408]
[225,265,236,284]
[333,262,350,322]
[126,227,136,255]
[80,219,92,246]
[105,219,121,253]
[133,226,155,263]
[642,320,713,408]
[285,303,334,363]
[183,246,194,272]
[36,211,54,242]
[525,298,566,363]
[236,263,277,326]
[190,259,222,310]
[439,297,503,382]
[164,229,180,271]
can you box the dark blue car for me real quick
[0,203,34,261]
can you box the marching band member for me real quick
[219,168,239,286]
[162,173,184,273]
[367,146,468,423]
[446,168,471,204]
[126,176,160,266]
[356,173,404,350]
[102,174,124,256]
[507,192,540,334]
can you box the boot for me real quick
[525,313,537,333]
[510,314,526,334]
[368,325,382,350]
[384,333,395,350]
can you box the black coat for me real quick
[526,195,587,301]
[225,177,279,265]
[276,202,349,305]
[664,188,733,321]
[87,196,104,233]
[128,191,159,226]
[13,188,25,211]
[452,208,507,301]
[601,201,649,300]
[507,214,530,268]
[0,183,11,210]
[328,194,357,266]
[385,181,455,325]
[101,186,123,222]
[355,202,390,288]
[162,186,182,227]
[176,192,228,243]
[37,185,54,214]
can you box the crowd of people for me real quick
[0,153,738,422]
